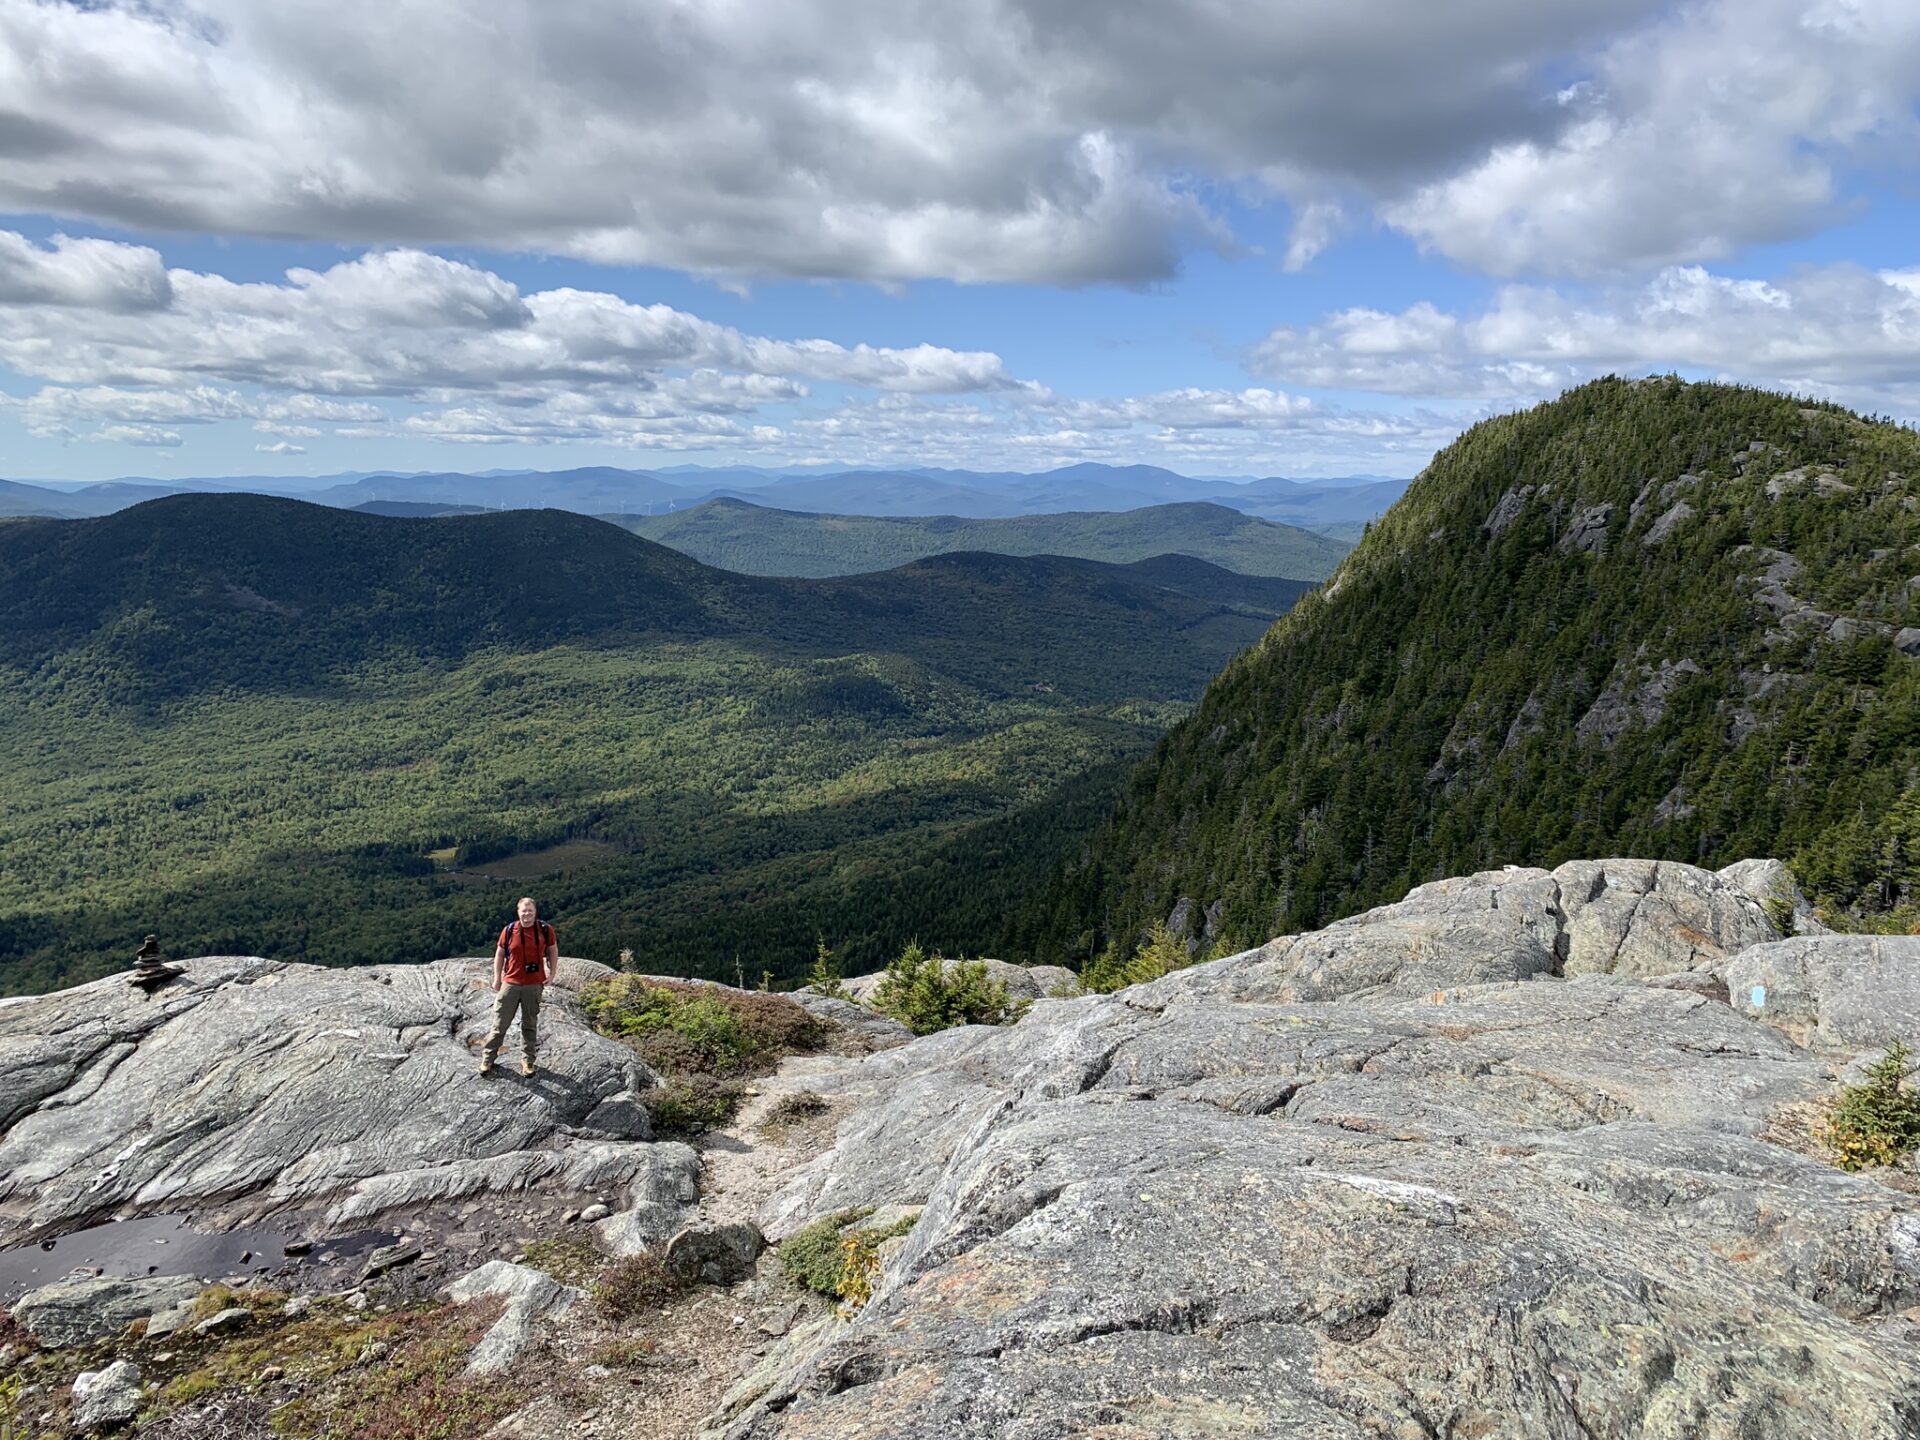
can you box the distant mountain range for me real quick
[610,499,1350,580]
[2,462,1410,535]
[0,493,1310,989]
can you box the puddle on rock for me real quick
[0,1214,389,1304]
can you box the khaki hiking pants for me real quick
[484,982,544,1062]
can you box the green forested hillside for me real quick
[611,499,1349,579]
[1016,379,1920,962]
[0,496,1298,993]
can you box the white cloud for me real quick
[0,230,171,310]
[1384,0,1920,275]
[0,230,1024,445]
[89,423,180,447]
[0,0,1726,285]
[254,440,306,455]
[1255,262,1920,413]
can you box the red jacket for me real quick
[498,920,554,985]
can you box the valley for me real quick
[609,498,1348,579]
[0,496,1300,994]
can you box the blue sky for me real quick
[2,0,1917,483]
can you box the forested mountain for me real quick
[0,496,1300,993]
[612,498,1348,579]
[1016,378,1920,962]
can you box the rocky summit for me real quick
[0,958,701,1254]
[717,858,1920,1439]
[3,859,1919,1438]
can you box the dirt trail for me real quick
[495,1048,858,1440]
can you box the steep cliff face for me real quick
[1021,379,1920,960]
[715,858,1920,1440]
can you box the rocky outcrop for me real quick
[444,1259,585,1374]
[72,1358,142,1431]
[841,957,1078,1006]
[1729,936,1920,1053]
[1555,858,1785,978]
[1559,502,1613,555]
[786,992,914,1051]
[714,860,1920,1440]
[1575,657,1702,748]
[13,1273,200,1349]
[0,957,699,1247]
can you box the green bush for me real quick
[1080,919,1206,994]
[804,939,852,1001]
[1826,1040,1920,1171]
[581,976,826,1134]
[759,1089,830,1137]
[777,1209,917,1308]
[870,942,1014,1034]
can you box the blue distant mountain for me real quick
[1,461,1413,534]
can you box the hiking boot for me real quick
[520,1058,537,1077]
[479,1057,496,1077]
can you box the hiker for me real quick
[481,896,558,1077]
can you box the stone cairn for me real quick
[129,934,185,992]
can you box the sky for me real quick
[0,0,1917,483]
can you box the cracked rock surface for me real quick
[716,860,1920,1440]
[0,957,698,1246]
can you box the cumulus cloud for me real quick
[0,230,172,310]
[0,230,1025,443]
[1384,0,1920,275]
[13,0,1842,284]
[1255,263,1920,412]
[254,440,305,455]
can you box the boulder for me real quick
[664,1221,765,1285]
[72,1358,141,1431]
[1728,936,1920,1053]
[784,992,913,1051]
[0,957,697,1247]
[841,958,1078,1008]
[444,1260,584,1375]
[1552,858,1784,977]
[12,1273,199,1349]
[192,1306,250,1337]
[141,1301,196,1340]
[1134,865,1565,1005]
[1716,857,1829,935]
[718,862,1920,1439]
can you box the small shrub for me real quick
[584,976,824,1068]
[591,1252,692,1320]
[1826,1040,1920,1171]
[1080,920,1194,994]
[805,940,851,1002]
[646,1073,743,1135]
[870,942,1013,1035]
[778,1209,917,1309]
[760,1089,830,1138]
[779,1210,874,1297]
[587,1335,661,1368]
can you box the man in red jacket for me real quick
[481,895,559,1077]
